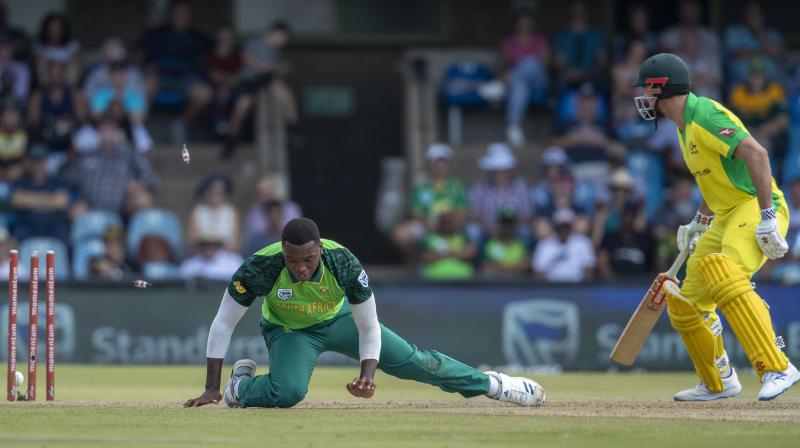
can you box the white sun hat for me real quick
[426,143,454,161]
[478,142,517,171]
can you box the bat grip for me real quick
[666,235,698,279]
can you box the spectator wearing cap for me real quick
[243,175,302,255]
[723,1,784,85]
[189,174,239,253]
[590,167,644,247]
[532,208,596,282]
[33,13,80,86]
[597,201,655,279]
[180,233,244,281]
[468,143,530,242]
[420,210,475,280]
[391,143,467,261]
[0,33,29,104]
[10,144,81,245]
[481,207,530,276]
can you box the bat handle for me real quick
[666,235,698,279]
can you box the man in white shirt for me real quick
[180,235,243,281]
[533,208,596,282]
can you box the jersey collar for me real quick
[683,92,698,126]
[287,261,324,284]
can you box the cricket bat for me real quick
[609,246,692,366]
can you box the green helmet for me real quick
[634,53,691,120]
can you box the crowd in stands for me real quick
[0,0,301,283]
[393,0,800,284]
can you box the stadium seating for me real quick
[70,210,123,245]
[126,208,183,260]
[18,237,71,280]
[441,60,494,146]
[142,261,182,280]
[72,239,106,280]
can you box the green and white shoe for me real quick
[223,359,257,408]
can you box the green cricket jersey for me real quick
[227,239,372,329]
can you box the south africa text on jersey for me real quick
[275,301,339,314]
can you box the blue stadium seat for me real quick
[72,239,106,280]
[142,261,181,280]
[127,208,183,259]
[18,237,70,280]
[441,60,494,146]
[71,210,123,245]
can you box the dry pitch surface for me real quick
[1,364,799,447]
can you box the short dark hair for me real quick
[282,218,320,245]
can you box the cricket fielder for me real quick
[184,218,545,408]
[634,53,798,401]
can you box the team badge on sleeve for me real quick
[277,288,293,301]
[718,128,736,137]
[358,270,369,288]
[233,280,247,294]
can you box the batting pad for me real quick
[666,281,723,393]
[699,253,788,375]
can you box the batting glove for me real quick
[756,207,788,260]
[677,211,713,252]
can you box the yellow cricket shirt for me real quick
[677,92,783,214]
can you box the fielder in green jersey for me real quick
[184,218,546,408]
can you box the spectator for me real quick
[0,108,23,230]
[591,168,644,247]
[89,60,148,124]
[553,1,607,90]
[0,1,28,60]
[531,147,593,238]
[612,3,657,62]
[652,175,698,272]
[243,175,301,255]
[481,208,530,276]
[137,234,175,269]
[659,0,721,99]
[723,1,784,85]
[502,9,549,147]
[0,102,26,164]
[208,24,242,137]
[188,174,239,253]
[28,61,86,166]
[420,210,475,280]
[223,20,297,158]
[391,143,466,260]
[10,144,79,245]
[60,115,157,216]
[33,13,80,86]
[469,143,530,242]
[83,37,147,101]
[139,0,212,143]
[612,40,649,142]
[88,226,132,281]
[729,59,789,170]
[598,202,655,278]
[180,234,243,281]
[532,208,596,282]
[0,33,29,104]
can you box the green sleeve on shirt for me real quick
[226,253,284,307]
[695,103,750,159]
[323,244,373,304]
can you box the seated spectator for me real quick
[531,146,593,216]
[612,3,657,62]
[10,144,80,244]
[33,13,80,86]
[180,234,243,281]
[139,0,212,143]
[137,234,174,268]
[28,61,86,165]
[501,9,549,147]
[223,20,296,158]
[0,117,23,229]
[74,105,153,155]
[60,115,157,216]
[469,143,530,242]
[0,33,29,104]
[553,1,606,90]
[659,0,721,99]
[0,102,26,164]
[420,211,475,280]
[532,208,595,282]
[591,168,644,247]
[88,226,132,281]
[208,24,242,137]
[598,202,655,279]
[730,59,789,170]
[83,37,147,101]
[481,208,530,276]
[391,144,466,260]
[189,174,239,252]
[723,1,784,86]
[612,40,650,143]
[243,175,301,255]
[652,176,698,272]
[90,60,148,124]
[551,83,619,193]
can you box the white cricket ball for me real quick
[14,370,24,388]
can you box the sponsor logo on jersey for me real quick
[233,280,247,294]
[277,288,293,301]
[319,287,329,296]
[358,270,369,288]
[691,168,712,177]
[718,128,736,137]
[689,142,698,154]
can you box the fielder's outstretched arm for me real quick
[183,290,248,407]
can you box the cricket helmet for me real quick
[633,53,691,120]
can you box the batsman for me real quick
[184,218,545,408]
[634,53,797,401]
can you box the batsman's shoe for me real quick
[484,371,546,407]
[223,359,257,408]
[758,362,800,401]
[673,368,741,401]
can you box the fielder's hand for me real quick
[677,212,713,252]
[346,376,376,398]
[756,208,788,260]
[183,388,222,407]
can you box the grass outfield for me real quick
[1,364,799,447]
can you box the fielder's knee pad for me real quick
[698,253,788,374]
[665,281,723,392]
